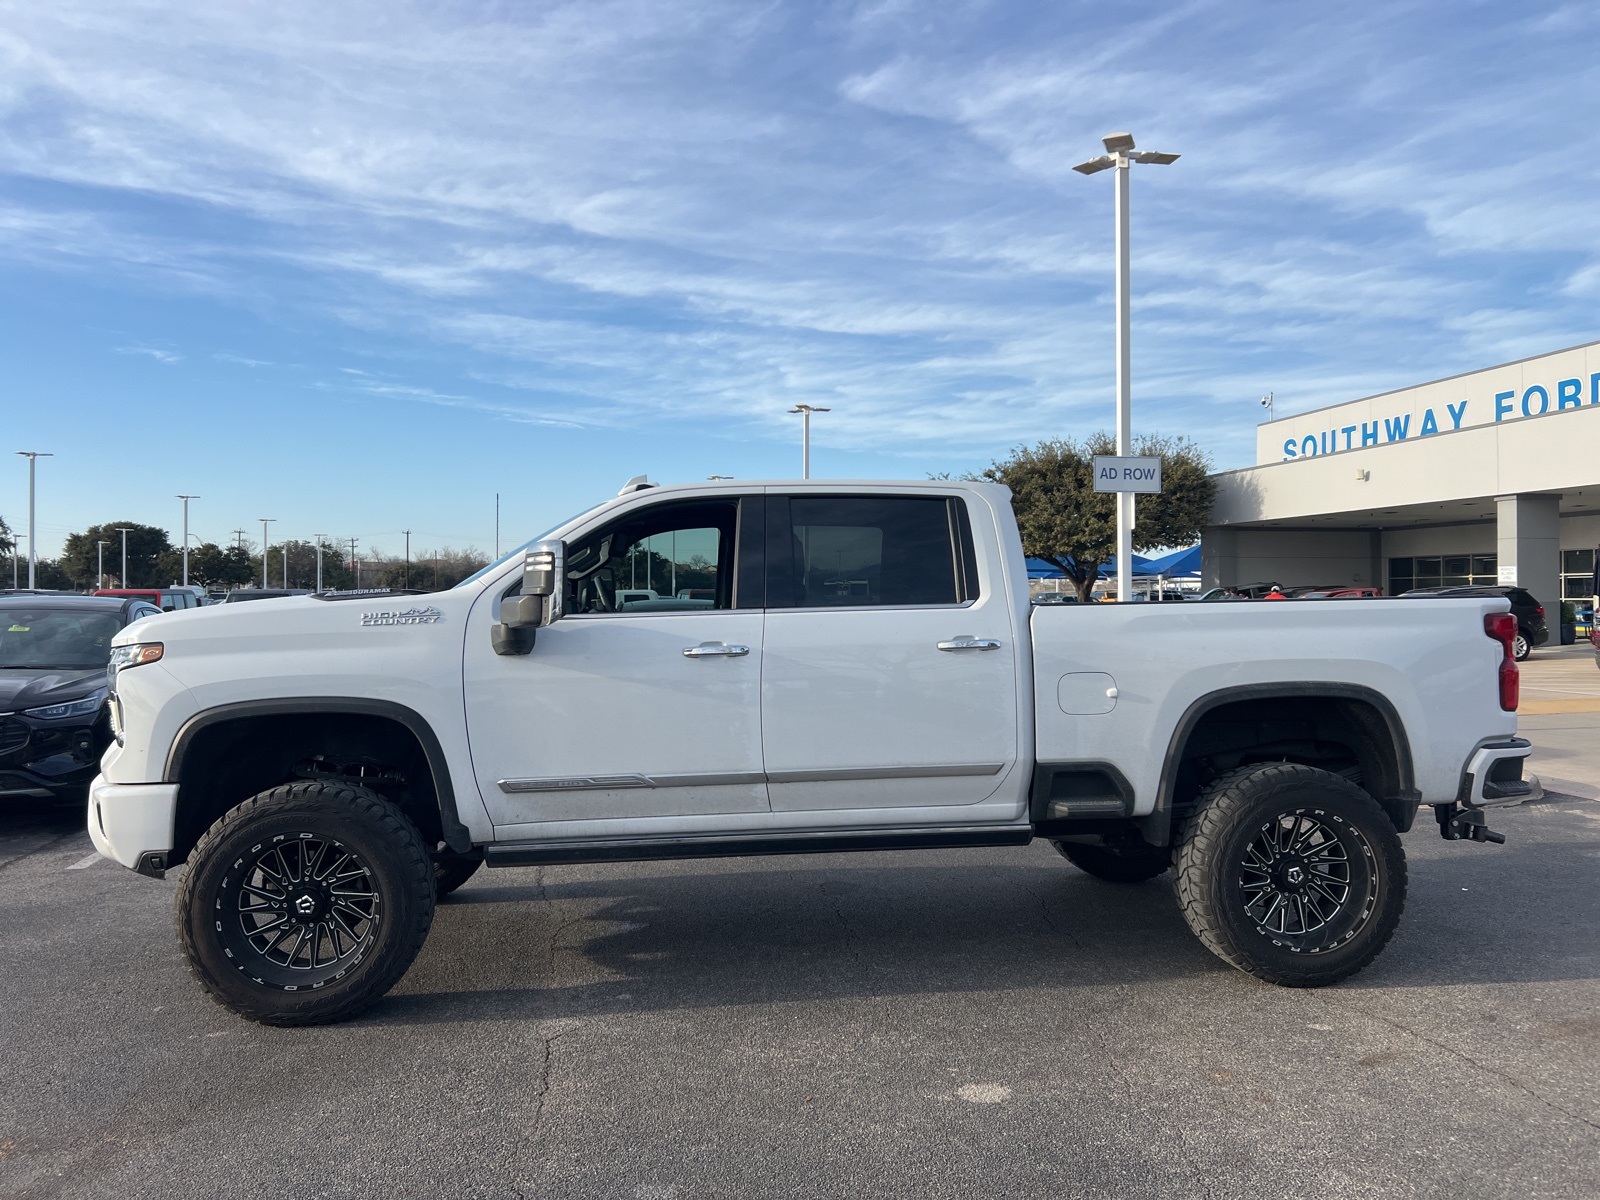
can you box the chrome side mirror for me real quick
[491,540,564,656]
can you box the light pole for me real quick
[176,495,199,586]
[97,539,108,589]
[348,537,359,589]
[259,519,275,588]
[787,404,831,479]
[15,451,53,589]
[313,534,327,593]
[282,545,289,588]
[403,529,412,589]
[117,527,132,588]
[1074,132,1178,604]
[11,534,22,590]
[1260,392,1274,421]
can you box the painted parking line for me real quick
[66,852,102,870]
[1519,698,1600,714]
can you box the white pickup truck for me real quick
[89,478,1534,1025]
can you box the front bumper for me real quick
[87,774,178,876]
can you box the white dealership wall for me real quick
[1204,339,1600,609]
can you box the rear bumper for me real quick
[1458,737,1539,808]
[87,775,178,876]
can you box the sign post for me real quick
[1093,456,1162,600]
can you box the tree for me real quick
[0,515,13,558]
[59,522,173,588]
[980,433,1215,602]
[373,546,490,592]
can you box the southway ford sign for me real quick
[1260,341,1600,464]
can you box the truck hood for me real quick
[111,591,473,652]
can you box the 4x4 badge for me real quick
[360,606,444,627]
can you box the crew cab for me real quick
[88,479,1534,1025]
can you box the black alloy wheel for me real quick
[177,781,435,1026]
[1174,762,1406,987]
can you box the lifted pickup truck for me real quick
[90,479,1533,1025]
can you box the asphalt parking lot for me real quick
[3,657,1598,1199]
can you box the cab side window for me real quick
[768,495,979,608]
[564,499,740,615]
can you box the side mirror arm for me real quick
[490,542,564,657]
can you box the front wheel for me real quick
[176,781,436,1026]
[1173,763,1406,987]
[1513,633,1531,661]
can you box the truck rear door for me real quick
[759,491,1021,815]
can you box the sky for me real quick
[2,0,1598,560]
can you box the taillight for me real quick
[1484,612,1518,711]
[1535,605,1545,618]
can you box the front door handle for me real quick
[937,638,1002,652]
[683,642,750,658]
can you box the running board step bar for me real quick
[484,824,1034,868]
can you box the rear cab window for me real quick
[765,494,979,609]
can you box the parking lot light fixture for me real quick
[403,529,411,589]
[1072,130,1179,606]
[787,404,831,479]
[258,519,275,589]
[97,539,108,589]
[313,534,327,593]
[116,527,132,588]
[11,534,22,590]
[15,451,53,589]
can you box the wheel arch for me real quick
[164,698,472,865]
[1141,682,1417,847]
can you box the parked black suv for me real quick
[1402,585,1548,660]
[0,594,160,804]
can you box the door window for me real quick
[769,495,978,609]
[564,499,740,614]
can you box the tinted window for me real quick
[565,499,738,614]
[0,607,123,669]
[770,495,973,608]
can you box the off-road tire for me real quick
[1173,763,1406,987]
[1053,839,1171,882]
[176,781,436,1026]
[434,850,484,899]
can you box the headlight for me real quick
[24,687,109,720]
[108,642,164,673]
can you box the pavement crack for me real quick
[1325,995,1600,1134]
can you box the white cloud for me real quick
[116,345,182,364]
[0,0,1595,467]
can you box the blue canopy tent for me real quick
[1025,555,1153,580]
[1140,545,1200,579]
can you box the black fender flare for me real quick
[1140,681,1417,846]
[164,697,473,853]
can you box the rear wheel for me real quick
[1513,633,1531,661]
[176,781,436,1026]
[1053,838,1171,882]
[1173,763,1406,987]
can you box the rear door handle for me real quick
[683,642,750,658]
[937,638,1002,652]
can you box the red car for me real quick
[93,587,204,612]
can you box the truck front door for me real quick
[759,492,1021,816]
[464,495,769,832]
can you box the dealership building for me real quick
[1202,339,1600,610]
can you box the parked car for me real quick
[1030,592,1079,605]
[1198,583,1279,600]
[1402,586,1546,660]
[91,477,1531,1026]
[94,587,204,613]
[1299,587,1383,599]
[1,594,160,804]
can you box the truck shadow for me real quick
[367,820,1600,1027]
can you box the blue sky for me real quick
[3,0,1598,559]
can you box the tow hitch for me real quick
[1435,803,1506,844]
